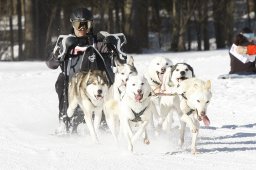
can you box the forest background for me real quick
[0,0,255,61]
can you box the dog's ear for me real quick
[127,56,134,66]
[186,63,195,77]
[205,80,211,90]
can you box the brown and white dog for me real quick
[67,70,109,142]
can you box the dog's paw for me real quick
[128,145,133,152]
[178,139,184,147]
[191,148,198,155]
[144,138,150,145]
[191,125,198,133]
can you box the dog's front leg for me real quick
[142,129,150,145]
[67,98,78,118]
[131,121,148,144]
[191,120,200,154]
[80,105,98,142]
[121,119,133,152]
[93,109,102,134]
[180,100,197,133]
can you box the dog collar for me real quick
[186,109,195,116]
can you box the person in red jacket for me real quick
[229,27,256,74]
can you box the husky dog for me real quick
[104,56,137,140]
[158,63,195,133]
[145,56,173,94]
[144,56,173,131]
[67,70,109,142]
[112,56,137,100]
[176,78,212,154]
[105,75,153,152]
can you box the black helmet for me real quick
[70,8,93,22]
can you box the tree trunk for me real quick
[17,0,23,60]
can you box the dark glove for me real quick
[65,36,78,50]
[55,35,78,61]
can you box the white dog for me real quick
[112,56,137,100]
[145,56,173,94]
[144,56,173,131]
[104,56,138,139]
[158,63,195,133]
[67,70,109,142]
[105,75,153,152]
[176,78,211,154]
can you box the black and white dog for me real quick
[157,63,195,134]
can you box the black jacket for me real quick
[46,34,114,84]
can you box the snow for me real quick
[1,50,256,170]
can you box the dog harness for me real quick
[150,78,161,86]
[131,107,148,122]
[179,92,197,116]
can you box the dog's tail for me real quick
[104,99,119,118]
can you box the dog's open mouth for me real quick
[134,93,143,102]
[95,94,103,100]
[177,77,188,82]
[198,115,210,126]
[157,71,165,82]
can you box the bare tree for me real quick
[170,0,198,51]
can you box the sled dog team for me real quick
[67,56,212,154]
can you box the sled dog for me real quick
[112,55,137,100]
[176,78,212,154]
[103,56,137,139]
[158,63,195,133]
[144,56,173,130]
[67,70,109,142]
[145,56,173,94]
[105,75,153,152]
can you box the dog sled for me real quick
[55,31,128,134]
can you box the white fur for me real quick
[144,56,173,132]
[67,71,109,142]
[105,75,153,152]
[104,56,138,141]
[158,63,194,134]
[176,78,212,154]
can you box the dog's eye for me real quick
[121,73,125,75]
[166,63,169,65]
[197,100,200,103]
[157,63,160,65]
[176,69,179,71]
[132,84,135,86]
[129,72,132,74]
[141,83,144,85]
[206,101,210,104]
[185,69,188,71]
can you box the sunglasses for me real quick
[71,20,92,31]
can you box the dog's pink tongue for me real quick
[201,115,210,126]
[135,94,143,102]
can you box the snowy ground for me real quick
[0,50,256,170]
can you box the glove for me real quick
[55,35,78,61]
[65,36,78,51]
[247,45,256,55]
